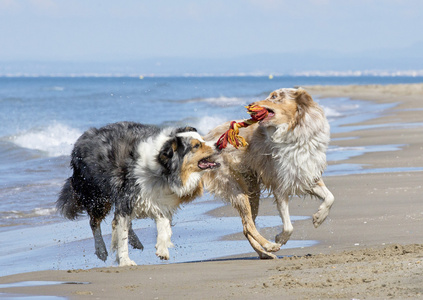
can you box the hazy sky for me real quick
[1,0,422,62]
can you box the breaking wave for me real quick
[10,123,81,157]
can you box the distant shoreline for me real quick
[1,73,423,78]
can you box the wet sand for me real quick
[1,83,423,299]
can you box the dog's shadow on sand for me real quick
[183,254,312,264]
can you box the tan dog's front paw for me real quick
[258,251,278,259]
[313,209,329,228]
[275,231,292,246]
[263,242,281,252]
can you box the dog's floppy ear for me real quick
[295,88,313,108]
[294,88,315,125]
[158,138,178,166]
[175,126,197,134]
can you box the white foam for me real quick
[323,106,342,118]
[194,115,228,135]
[33,207,57,216]
[2,207,56,220]
[48,86,65,91]
[12,123,81,157]
[203,96,246,107]
[327,146,366,152]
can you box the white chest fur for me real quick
[132,190,180,219]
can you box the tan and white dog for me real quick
[203,87,334,258]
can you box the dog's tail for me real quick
[56,178,84,220]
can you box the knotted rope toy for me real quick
[216,104,269,150]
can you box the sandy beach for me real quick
[1,83,423,299]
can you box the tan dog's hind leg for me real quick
[275,194,294,245]
[246,233,277,259]
[248,178,261,223]
[311,179,335,228]
[233,194,281,258]
[203,170,280,258]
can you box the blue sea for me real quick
[1,75,423,276]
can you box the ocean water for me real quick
[1,75,423,276]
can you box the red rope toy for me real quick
[216,105,269,150]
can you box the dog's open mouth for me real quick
[261,108,275,122]
[198,158,220,170]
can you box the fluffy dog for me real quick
[203,87,334,258]
[56,122,220,266]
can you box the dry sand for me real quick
[1,83,423,299]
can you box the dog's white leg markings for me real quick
[113,215,137,266]
[312,180,335,228]
[111,218,118,253]
[155,216,173,260]
[275,194,294,245]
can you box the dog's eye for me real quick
[193,143,200,149]
[270,93,277,99]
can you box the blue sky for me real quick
[1,0,422,74]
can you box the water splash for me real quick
[11,123,81,157]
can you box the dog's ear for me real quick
[294,88,315,125]
[294,88,313,108]
[175,126,197,134]
[158,138,178,166]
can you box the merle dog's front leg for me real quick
[154,215,174,260]
[111,214,137,266]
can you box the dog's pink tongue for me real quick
[198,159,220,170]
[262,111,275,122]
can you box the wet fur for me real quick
[203,88,335,258]
[57,121,218,266]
